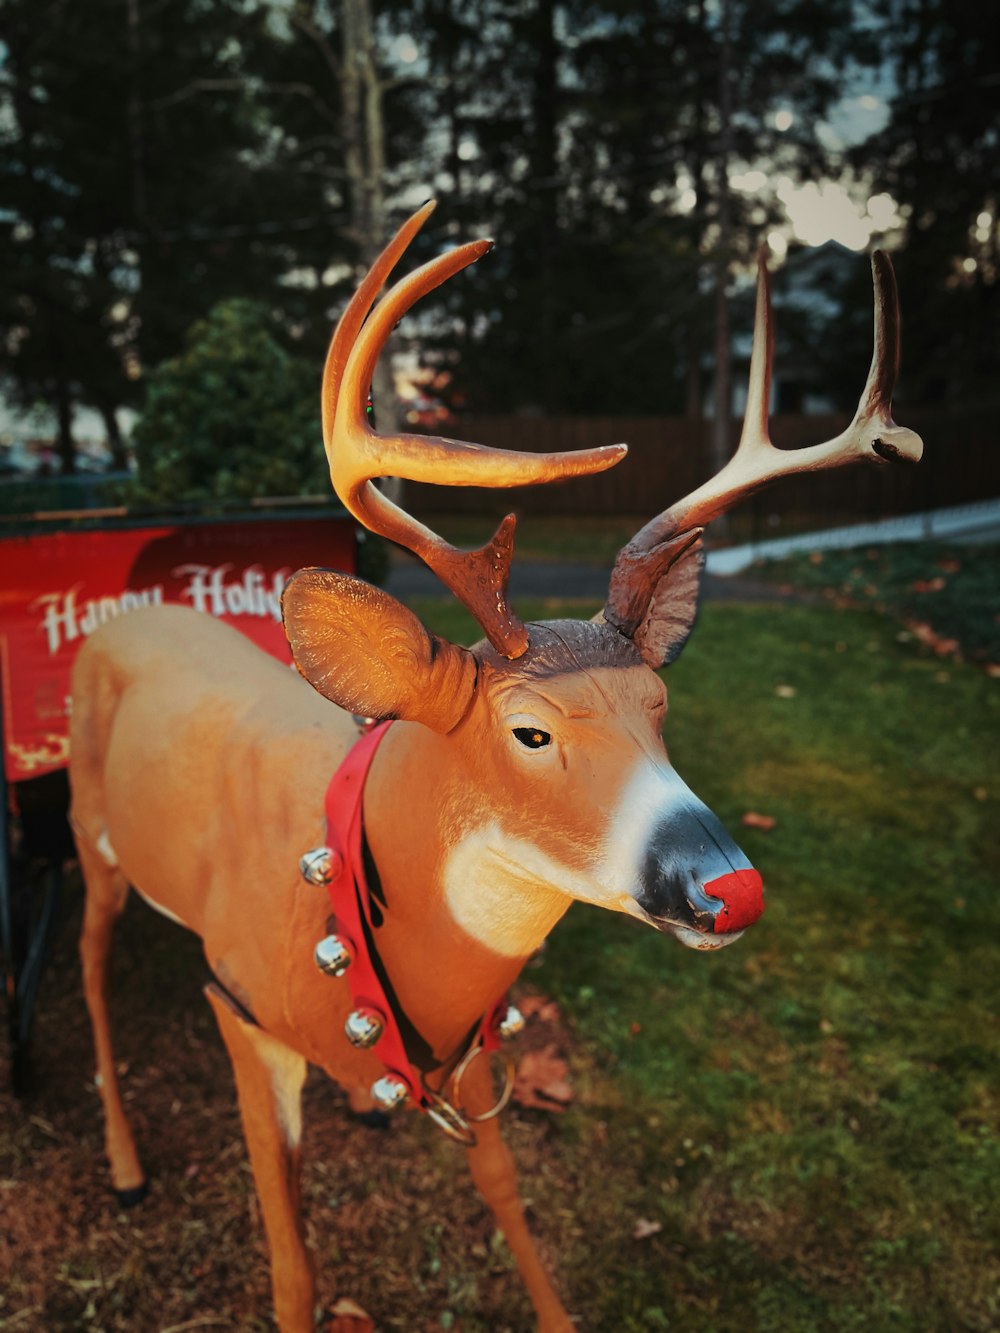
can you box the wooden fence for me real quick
[406,405,999,522]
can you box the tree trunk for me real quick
[125,0,147,225]
[711,0,733,468]
[685,348,703,420]
[100,403,130,470]
[528,0,558,408]
[54,376,77,476]
[711,0,734,518]
[686,2,709,425]
[341,0,402,502]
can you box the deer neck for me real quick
[361,722,568,1064]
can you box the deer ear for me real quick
[282,569,477,733]
[631,533,705,669]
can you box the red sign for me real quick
[0,515,355,782]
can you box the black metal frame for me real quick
[0,717,70,1088]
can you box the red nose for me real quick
[704,868,765,933]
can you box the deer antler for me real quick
[605,248,923,638]
[324,201,627,658]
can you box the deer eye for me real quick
[512,726,552,750]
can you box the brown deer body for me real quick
[70,203,921,1332]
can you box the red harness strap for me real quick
[323,722,503,1111]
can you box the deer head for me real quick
[282,203,921,957]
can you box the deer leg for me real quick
[346,1084,391,1129]
[77,840,147,1204]
[462,1057,574,1333]
[204,983,315,1333]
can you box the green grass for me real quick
[417,595,999,1332]
[754,541,1000,667]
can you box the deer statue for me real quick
[69,201,921,1332]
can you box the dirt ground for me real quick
[1,881,578,1332]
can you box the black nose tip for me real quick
[637,804,755,932]
[636,864,718,931]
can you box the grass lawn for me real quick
[753,542,1000,669]
[1,595,995,1332]
[411,594,999,1332]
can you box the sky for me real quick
[391,29,902,259]
[764,80,898,254]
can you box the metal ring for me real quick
[422,1096,477,1147]
[418,1043,516,1145]
[450,1043,516,1124]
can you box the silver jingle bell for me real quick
[299,845,342,887]
[496,1004,526,1041]
[313,933,353,978]
[352,714,380,733]
[370,1073,409,1112]
[345,1006,384,1049]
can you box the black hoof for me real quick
[115,1180,149,1208]
[354,1109,392,1130]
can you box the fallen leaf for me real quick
[633,1217,663,1240]
[518,995,562,1024]
[911,576,946,593]
[329,1297,375,1332]
[774,683,796,698]
[907,621,960,657]
[742,811,777,831]
[29,1114,58,1139]
[513,1046,572,1112]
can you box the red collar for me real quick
[322,722,504,1115]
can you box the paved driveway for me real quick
[386,498,999,606]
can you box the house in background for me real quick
[716,239,863,420]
